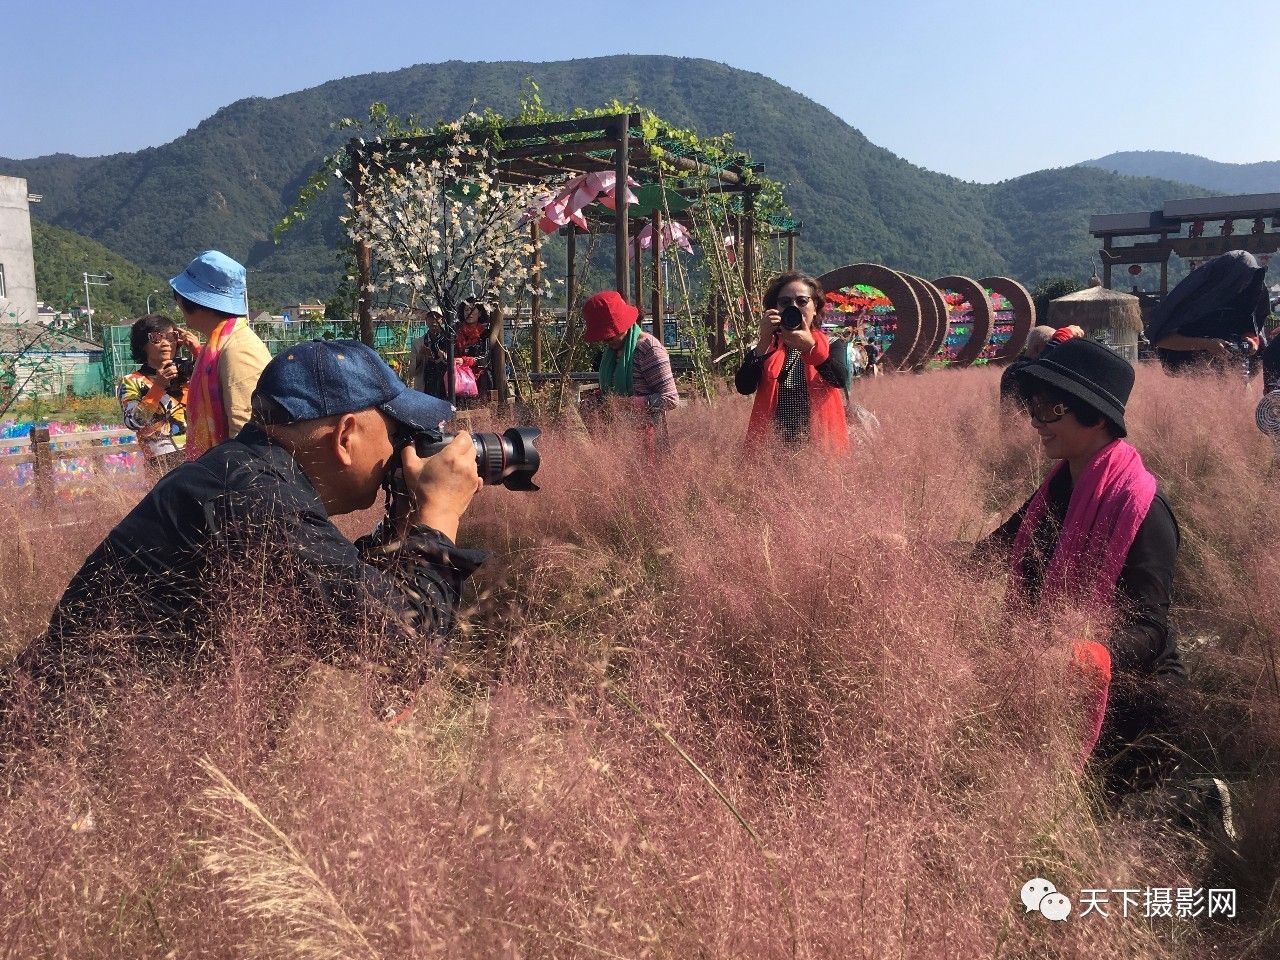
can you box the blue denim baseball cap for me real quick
[251,339,454,430]
[169,250,248,315]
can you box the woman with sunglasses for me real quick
[117,314,199,473]
[735,272,849,452]
[983,338,1186,796]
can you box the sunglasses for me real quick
[1027,398,1069,425]
[776,295,813,308]
[147,331,178,345]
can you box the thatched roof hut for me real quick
[1046,277,1143,335]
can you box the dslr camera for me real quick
[166,356,196,397]
[400,425,542,491]
[779,303,804,332]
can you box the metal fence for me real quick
[64,315,688,398]
[98,320,430,395]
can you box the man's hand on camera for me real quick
[399,432,482,542]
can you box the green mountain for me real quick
[31,219,169,323]
[1081,151,1280,196]
[2,56,1215,307]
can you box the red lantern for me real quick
[1128,265,1142,276]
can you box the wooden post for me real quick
[30,427,52,506]
[530,222,542,373]
[1102,237,1113,290]
[633,231,644,327]
[1159,238,1170,295]
[491,343,508,406]
[652,208,665,345]
[743,190,757,311]
[348,140,375,346]
[714,296,726,357]
[614,116,630,302]
[490,310,508,406]
[566,228,578,342]
[787,232,797,272]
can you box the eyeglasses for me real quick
[776,295,813,308]
[147,331,177,345]
[1027,399,1069,425]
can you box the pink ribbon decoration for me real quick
[536,172,639,234]
[629,220,694,258]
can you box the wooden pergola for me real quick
[344,112,798,368]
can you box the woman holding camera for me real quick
[117,314,198,472]
[735,272,849,452]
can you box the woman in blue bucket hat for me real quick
[169,250,272,457]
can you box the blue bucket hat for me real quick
[169,250,248,315]
[251,339,454,430]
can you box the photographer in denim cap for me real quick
[6,340,484,740]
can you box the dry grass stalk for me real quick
[197,758,381,960]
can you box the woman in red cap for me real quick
[582,291,679,440]
[735,272,849,452]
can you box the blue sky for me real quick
[10,0,1277,181]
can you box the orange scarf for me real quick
[185,317,242,459]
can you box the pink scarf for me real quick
[1010,439,1157,766]
[185,317,242,460]
[1010,439,1157,612]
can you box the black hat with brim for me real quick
[1015,337,1134,437]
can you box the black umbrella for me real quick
[1146,250,1269,346]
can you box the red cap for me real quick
[583,291,639,343]
[1050,326,1077,344]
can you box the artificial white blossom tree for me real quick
[345,119,556,402]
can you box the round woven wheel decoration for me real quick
[817,263,921,371]
[902,274,945,369]
[978,276,1035,364]
[934,275,995,367]
[918,277,951,363]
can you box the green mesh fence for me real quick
[70,365,105,395]
[101,325,134,388]
[97,320,430,395]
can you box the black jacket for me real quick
[982,467,1184,678]
[23,424,485,700]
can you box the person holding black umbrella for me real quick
[1148,251,1270,374]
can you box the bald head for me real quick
[1025,325,1057,358]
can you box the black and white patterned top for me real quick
[774,347,811,443]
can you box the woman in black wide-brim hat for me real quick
[980,338,1187,797]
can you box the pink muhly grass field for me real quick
[0,364,1277,958]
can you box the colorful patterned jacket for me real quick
[117,368,187,459]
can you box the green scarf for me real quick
[599,324,640,396]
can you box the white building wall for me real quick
[0,175,38,324]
